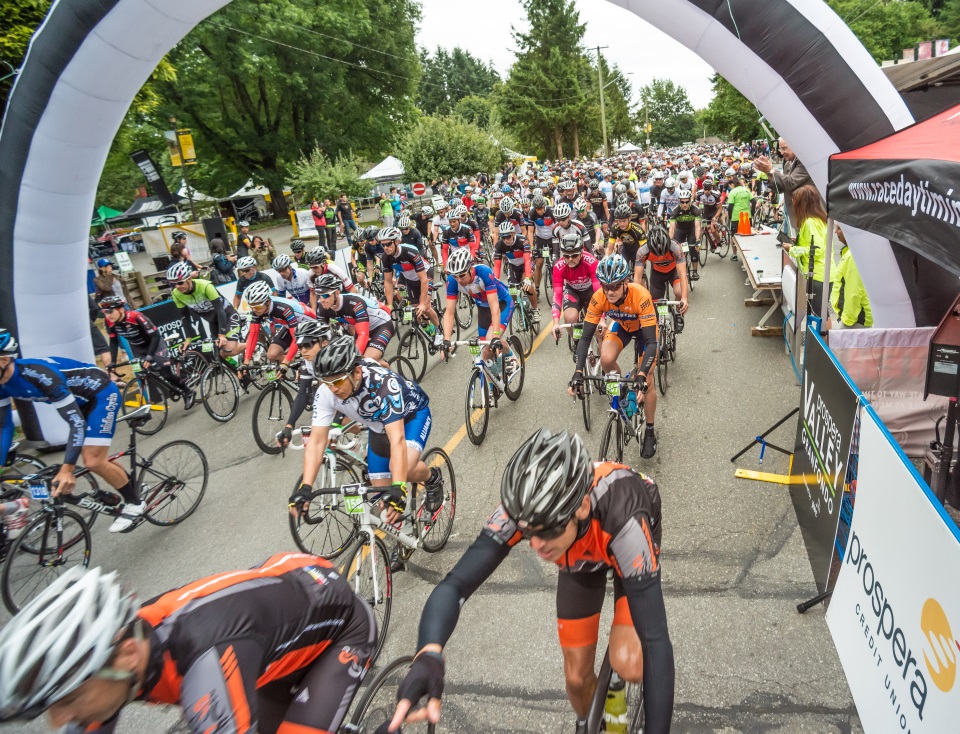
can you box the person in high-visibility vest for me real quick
[830,225,873,328]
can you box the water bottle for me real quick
[424,322,436,337]
[604,675,628,734]
[626,389,638,419]
[483,357,497,374]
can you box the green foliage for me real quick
[600,57,635,151]
[826,0,941,61]
[0,0,50,107]
[417,48,500,116]
[945,0,960,39]
[397,115,502,183]
[289,146,370,201]
[453,95,493,128]
[636,79,695,147]
[698,74,763,143]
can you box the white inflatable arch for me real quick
[0,0,933,439]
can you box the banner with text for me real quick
[789,328,861,592]
[827,407,960,732]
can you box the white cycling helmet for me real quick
[725,167,737,177]
[377,227,401,242]
[0,566,138,720]
[397,214,412,229]
[165,262,192,283]
[236,256,257,270]
[243,280,273,306]
[664,176,676,188]
[447,247,474,276]
[272,254,293,270]
[553,202,572,219]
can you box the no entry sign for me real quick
[412,182,426,196]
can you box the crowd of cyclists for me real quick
[0,142,783,734]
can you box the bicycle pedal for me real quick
[120,517,146,533]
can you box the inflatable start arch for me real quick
[0,0,934,441]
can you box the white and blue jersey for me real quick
[276,267,312,305]
[0,357,119,465]
[445,264,512,308]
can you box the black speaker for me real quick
[201,216,228,244]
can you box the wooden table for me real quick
[733,228,784,337]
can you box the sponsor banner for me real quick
[827,408,960,733]
[140,282,243,343]
[788,328,861,592]
[295,209,319,239]
[130,149,175,206]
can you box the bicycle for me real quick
[290,449,456,663]
[395,287,457,383]
[343,655,437,734]
[451,336,526,446]
[699,219,730,263]
[198,338,242,422]
[251,360,303,454]
[556,321,602,432]
[1,404,209,612]
[537,242,555,303]
[507,280,539,358]
[583,647,645,734]
[653,300,682,395]
[587,372,647,465]
[681,242,695,292]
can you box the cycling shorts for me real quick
[199,310,242,341]
[366,322,394,354]
[271,326,294,352]
[400,278,424,305]
[477,298,514,339]
[81,382,121,447]
[562,286,593,315]
[534,236,553,261]
[556,569,633,648]
[605,321,655,361]
[675,228,697,246]
[367,406,433,480]
[648,268,681,301]
[505,262,526,284]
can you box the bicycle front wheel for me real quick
[698,233,710,267]
[344,535,392,665]
[417,447,456,552]
[350,656,430,733]
[398,330,429,383]
[387,355,417,382]
[252,383,294,454]
[201,362,240,422]
[504,335,525,401]
[656,347,669,396]
[719,228,731,258]
[288,460,362,559]
[122,375,168,436]
[465,369,489,445]
[581,380,592,432]
[2,507,91,613]
[598,412,624,463]
[140,440,209,526]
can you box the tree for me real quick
[453,95,493,128]
[636,79,696,147]
[945,0,960,39]
[397,115,502,183]
[288,146,370,202]
[699,74,763,143]
[826,0,940,61]
[154,0,420,216]
[417,48,500,116]
[1,0,50,109]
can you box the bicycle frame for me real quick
[451,339,513,395]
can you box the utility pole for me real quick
[645,107,650,154]
[593,46,610,158]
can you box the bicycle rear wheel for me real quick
[140,440,209,526]
[387,355,417,382]
[504,335,525,401]
[465,369,489,445]
[252,383,294,454]
[719,228,731,258]
[398,330,429,383]
[2,507,91,613]
[598,412,624,463]
[417,448,456,552]
[344,535,392,666]
[122,375,168,436]
[288,460,362,559]
[509,301,532,358]
[201,362,240,422]
[580,380,592,432]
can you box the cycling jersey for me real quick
[529,207,556,240]
[658,189,679,218]
[445,264,512,308]
[401,226,426,255]
[551,251,600,320]
[383,243,427,284]
[493,233,532,279]
[551,219,586,243]
[276,268,312,305]
[171,279,241,339]
[441,221,480,264]
[245,299,316,362]
[235,271,275,299]
[412,212,432,238]
[105,309,163,363]
[696,191,721,219]
[578,283,658,375]
[0,357,117,465]
[637,239,685,273]
[608,221,646,261]
[635,178,652,206]
[316,293,391,354]
[473,205,491,232]
[494,208,525,236]
[578,211,602,248]
[587,191,608,218]
[670,204,701,234]
[74,553,375,734]
[431,213,450,238]
[310,261,355,293]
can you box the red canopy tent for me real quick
[828,104,960,279]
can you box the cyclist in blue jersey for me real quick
[441,249,516,369]
[0,330,145,532]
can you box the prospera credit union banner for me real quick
[827,408,960,732]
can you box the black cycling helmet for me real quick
[295,320,333,345]
[363,225,380,240]
[171,230,186,241]
[588,179,599,190]
[0,328,19,356]
[311,273,342,292]
[532,194,546,209]
[313,336,361,378]
[647,225,671,257]
[613,204,632,220]
[98,295,125,311]
[290,239,306,253]
[500,429,592,531]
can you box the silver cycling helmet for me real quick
[236,256,257,270]
[165,262,192,283]
[295,320,333,344]
[313,335,361,378]
[243,280,273,306]
[553,202,572,220]
[272,254,293,271]
[498,221,517,236]
[446,247,474,277]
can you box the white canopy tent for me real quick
[617,142,641,153]
[177,179,216,202]
[228,179,270,198]
[361,155,404,181]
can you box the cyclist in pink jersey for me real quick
[551,232,601,345]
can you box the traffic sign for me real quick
[412,182,427,196]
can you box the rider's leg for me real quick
[82,445,133,497]
[609,595,644,684]
[265,343,286,363]
[600,331,624,374]
[557,570,607,719]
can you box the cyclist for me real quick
[291,337,439,545]
[233,256,276,309]
[635,169,653,212]
[648,172,666,217]
[276,320,333,450]
[492,196,524,249]
[492,220,538,322]
[312,273,393,365]
[413,205,434,246]
[0,557,375,733]
[442,247,517,370]
[551,232,600,345]
[430,200,451,250]
[290,238,309,269]
[636,225,689,333]
[239,281,316,379]
[473,195,492,241]
[570,255,661,459]
[167,262,244,359]
[0,330,144,532]
[606,205,646,275]
[696,177,724,251]
[529,194,557,293]
[98,296,195,410]
[656,177,679,222]
[272,254,312,306]
[385,428,674,734]
[359,225,384,286]
[586,179,610,237]
[573,197,603,255]
[550,202,586,265]
[306,246,355,312]
[397,213,425,257]
[669,189,702,281]
[441,205,480,267]
[379,227,443,348]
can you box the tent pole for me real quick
[821,217,834,327]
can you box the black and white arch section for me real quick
[0,0,923,439]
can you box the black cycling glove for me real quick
[288,482,313,509]
[396,652,445,706]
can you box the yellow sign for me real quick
[167,128,197,166]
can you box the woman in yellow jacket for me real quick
[830,225,873,328]
[784,184,827,312]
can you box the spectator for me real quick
[726,176,754,263]
[250,235,277,271]
[830,225,872,328]
[336,193,358,246]
[322,198,338,250]
[311,199,326,233]
[236,220,252,258]
[93,258,130,303]
[390,187,402,219]
[169,241,200,277]
[208,238,237,285]
[378,192,394,227]
[784,184,827,314]
[753,137,814,232]
[88,295,113,372]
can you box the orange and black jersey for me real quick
[78,553,375,734]
[578,283,658,375]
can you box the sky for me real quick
[415,0,717,109]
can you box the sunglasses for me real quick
[321,373,351,387]
[517,520,570,540]
[297,338,322,349]
[562,253,582,260]
[601,282,625,292]
[316,291,338,300]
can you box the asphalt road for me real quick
[2,249,861,733]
